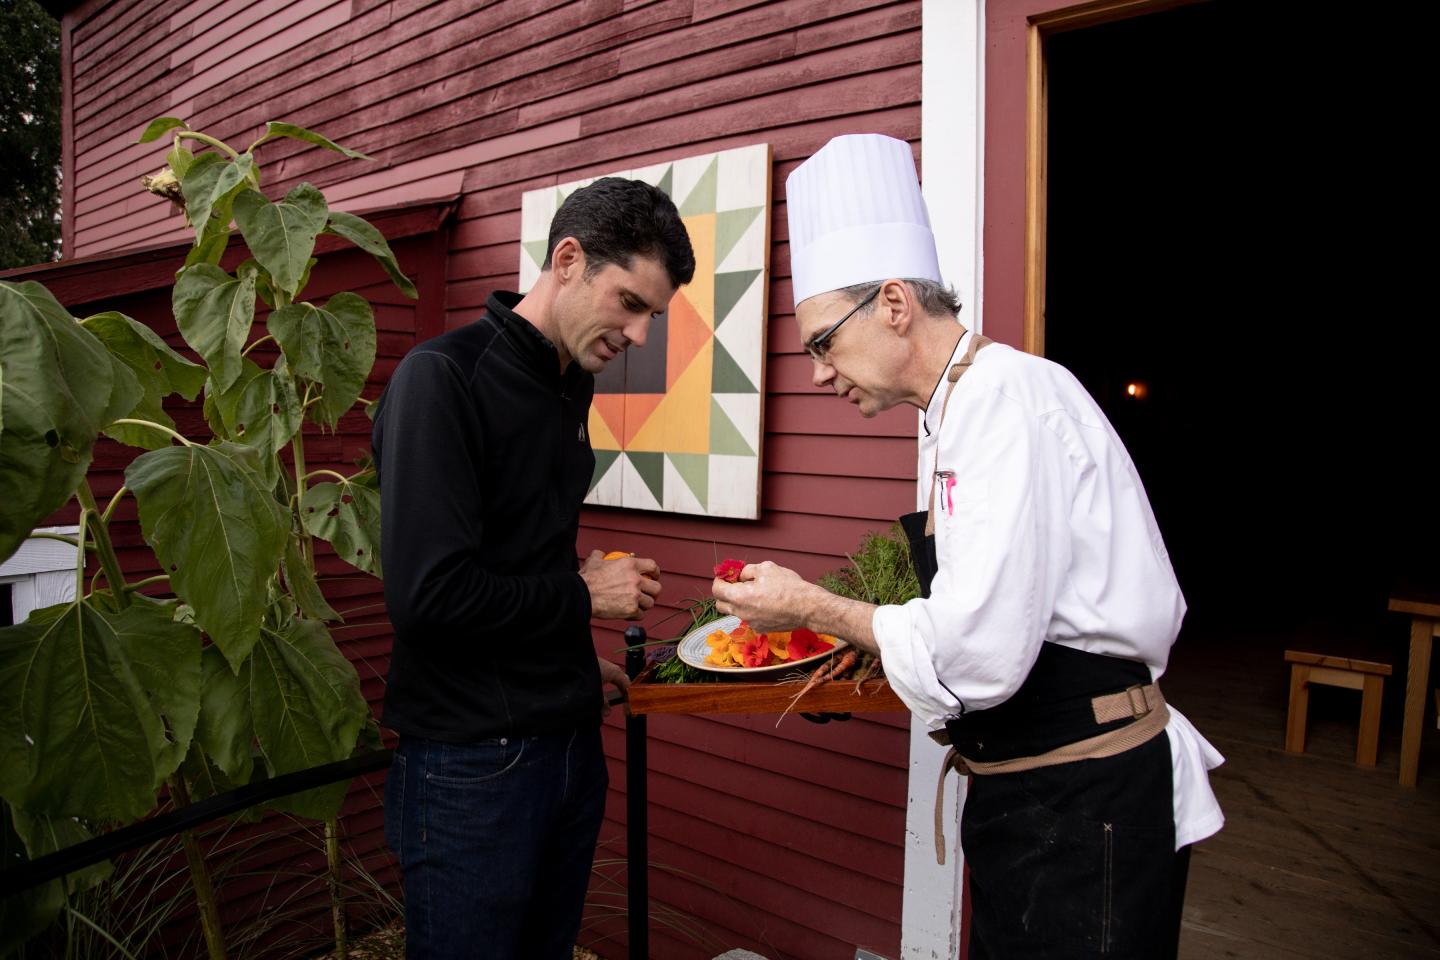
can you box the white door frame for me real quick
[903,2,985,957]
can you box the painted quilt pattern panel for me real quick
[519,144,771,519]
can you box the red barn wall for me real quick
[53,2,924,957]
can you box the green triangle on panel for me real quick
[656,166,674,199]
[711,339,757,394]
[589,449,620,493]
[555,187,566,207]
[668,452,709,508]
[627,451,665,506]
[714,207,763,266]
[709,398,754,457]
[678,157,718,217]
[523,239,549,270]
[714,269,761,329]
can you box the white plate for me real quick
[676,615,848,676]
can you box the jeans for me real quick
[383,726,608,959]
[962,735,1191,958]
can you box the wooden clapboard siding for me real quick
[52,1,923,956]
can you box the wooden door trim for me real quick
[1021,0,1208,355]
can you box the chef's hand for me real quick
[712,560,818,634]
[581,549,661,620]
[597,655,630,718]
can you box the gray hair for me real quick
[835,278,962,319]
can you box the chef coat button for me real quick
[499,738,508,746]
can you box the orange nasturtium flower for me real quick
[739,630,772,668]
[713,558,746,583]
[705,629,737,667]
[787,628,835,660]
[766,631,792,660]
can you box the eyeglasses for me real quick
[803,285,882,361]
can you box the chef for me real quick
[712,133,1224,959]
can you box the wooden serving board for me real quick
[626,662,907,716]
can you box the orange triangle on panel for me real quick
[591,395,627,449]
[680,212,716,330]
[666,291,713,390]
[626,340,713,454]
[621,393,666,449]
[588,404,620,451]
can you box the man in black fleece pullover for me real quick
[373,177,694,959]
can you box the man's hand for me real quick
[597,656,630,718]
[581,549,661,620]
[711,560,817,633]
[713,560,881,655]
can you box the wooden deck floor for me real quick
[1163,614,1440,959]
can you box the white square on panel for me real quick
[707,454,760,520]
[715,144,770,212]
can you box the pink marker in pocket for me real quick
[935,470,956,516]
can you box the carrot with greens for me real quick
[778,648,859,725]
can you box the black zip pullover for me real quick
[372,292,598,741]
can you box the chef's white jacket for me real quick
[872,331,1225,849]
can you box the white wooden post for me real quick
[904,1,985,956]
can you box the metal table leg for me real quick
[624,628,649,960]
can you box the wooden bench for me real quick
[1284,650,1392,767]
[1389,591,1440,786]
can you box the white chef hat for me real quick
[786,133,942,308]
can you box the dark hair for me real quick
[543,177,696,288]
[836,278,962,318]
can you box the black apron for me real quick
[899,331,1190,959]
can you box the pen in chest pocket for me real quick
[935,470,956,516]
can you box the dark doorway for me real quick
[1044,2,1432,646]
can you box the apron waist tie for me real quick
[931,683,1169,865]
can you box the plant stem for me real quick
[102,485,128,525]
[77,482,130,609]
[74,508,89,599]
[302,469,350,484]
[291,427,314,568]
[242,334,275,357]
[168,776,229,960]
[124,575,171,593]
[110,419,193,446]
[326,818,347,959]
[178,132,239,160]
[28,532,84,548]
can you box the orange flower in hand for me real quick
[714,559,746,583]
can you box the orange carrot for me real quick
[851,654,882,693]
[777,648,859,726]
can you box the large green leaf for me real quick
[0,801,65,956]
[210,355,302,465]
[249,618,368,819]
[268,293,377,429]
[261,122,371,160]
[194,644,253,783]
[233,184,329,299]
[83,311,206,450]
[301,476,382,577]
[108,600,203,775]
[325,210,418,298]
[179,152,253,243]
[82,311,206,400]
[125,442,289,671]
[0,282,127,564]
[0,600,170,823]
[283,537,341,622]
[173,263,257,392]
[10,806,113,894]
[137,116,187,143]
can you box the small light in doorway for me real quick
[1125,381,1148,400]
